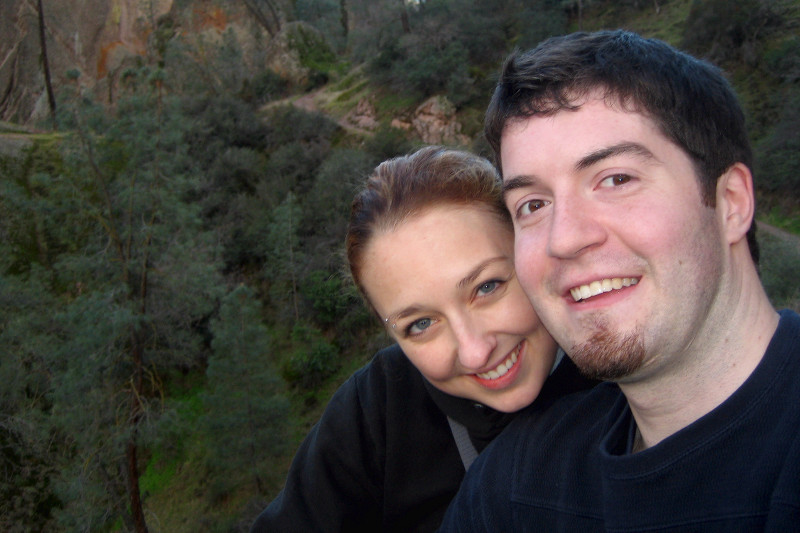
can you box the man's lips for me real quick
[569,277,639,302]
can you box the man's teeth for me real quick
[477,345,520,380]
[570,277,638,302]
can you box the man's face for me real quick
[500,96,726,382]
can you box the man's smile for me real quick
[569,277,639,302]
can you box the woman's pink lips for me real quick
[470,341,524,390]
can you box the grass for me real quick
[574,0,694,45]
[759,230,800,312]
[762,207,800,235]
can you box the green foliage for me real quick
[755,90,800,200]
[302,270,353,328]
[516,0,569,49]
[682,0,791,64]
[0,419,60,532]
[0,140,70,275]
[762,208,800,236]
[264,192,305,324]
[182,96,270,162]
[296,0,347,51]
[263,104,340,149]
[369,33,475,104]
[364,0,542,105]
[283,322,341,390]
[203,285,290,495]
[300,148,374,255]
[763,35,800,85]
[759,231,800,311]
[288,23,339,74]
[8,73,225,530]
[362,124,415,162]
[260,140,327,203]
[0,269,61,532]
[242,69,291,105]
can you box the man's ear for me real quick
[717,162,755,245]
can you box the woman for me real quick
[251,146,595,532]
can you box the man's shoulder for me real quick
[519,380,622,428]
[762,309,800,376]
[777,308,800,336]
[484,381,623,463]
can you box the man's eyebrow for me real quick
[502,174,538,199]
[501,142,656,199]
[576,142,657,171]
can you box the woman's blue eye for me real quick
[408,318,433,335]
[478,280,500,295]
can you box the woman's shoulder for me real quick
[330,343,430,409]
[354,343,426,385]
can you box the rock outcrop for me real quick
[1,0,174,123]
[392,95,469,146]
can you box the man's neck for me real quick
[622,272,780,451]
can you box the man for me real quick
[439,30,800,531]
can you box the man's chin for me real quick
[569,327,646,381]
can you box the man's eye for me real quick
[600,174,632,187]
[519,199,550,216]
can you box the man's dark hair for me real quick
[485,30,758,264]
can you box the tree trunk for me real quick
[287,196,300,322]
[36,0,57,128]
[126,437,148,533]
[398,0,410,33]
[242,0,282,37]
[339,0,348,38]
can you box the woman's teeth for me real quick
[477,344,521,380]
[570,277,638,302]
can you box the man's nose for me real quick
[546,196,607,259]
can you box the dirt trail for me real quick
[265,86,374,136]
[758,221,800,253]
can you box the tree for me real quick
[264,192,304,323]
[0,268,61,532]
[242,0,285,36]
[203,285,290,495]
[36,0,56,128]
[42,70,222,532]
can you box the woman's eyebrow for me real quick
[457,257,508,289]
[386,258,509,323]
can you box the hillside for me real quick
[1,1,799,532]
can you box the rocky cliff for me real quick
[0,0,311,125]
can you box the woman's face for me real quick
[360,204,557,412]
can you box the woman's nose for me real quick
[453,318,497,371]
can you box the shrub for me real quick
[243,69,290,105]
[283,323,340,390]
[756,91,800,199]
[302,270,353,328]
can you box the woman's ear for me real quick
[716,162,755,245]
